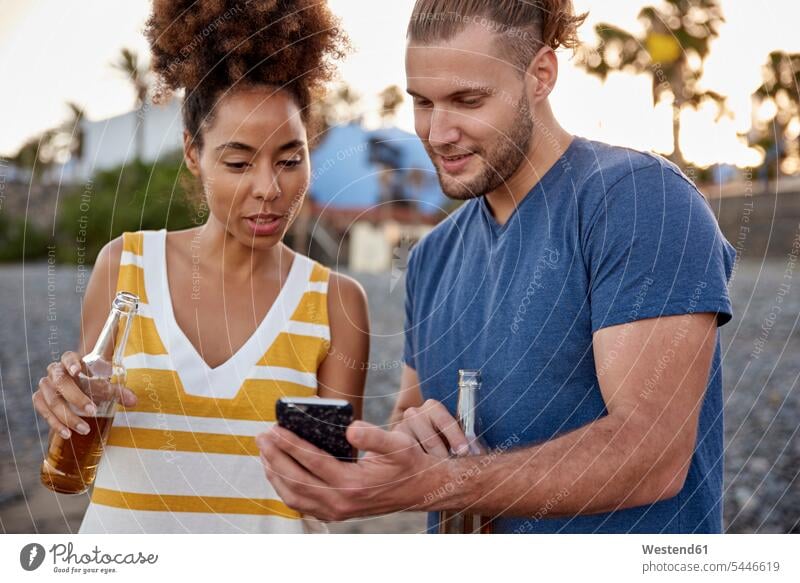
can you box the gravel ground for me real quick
[1,259,797,533]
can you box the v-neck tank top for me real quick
[78,230,332,533]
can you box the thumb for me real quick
[346,421,410,456]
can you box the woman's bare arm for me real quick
[78,237,124,354]
[316,272,370,421]
[32,237,137,438]
[388,365,424,429]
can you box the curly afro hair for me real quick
[145,0,348,149]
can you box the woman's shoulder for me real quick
[327,270,366,300]
[304,257,367,317]
[295,252,361,296]
[93,229,153,264]
[298,253,333,286]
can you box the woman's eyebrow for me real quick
[215,139,305,154]
[215,141,256,153]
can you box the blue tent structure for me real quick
[309,123,447,214]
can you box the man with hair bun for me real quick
[262,0,737,534]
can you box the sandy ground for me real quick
[1,259,798,533]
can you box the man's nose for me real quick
[428,108,461,150]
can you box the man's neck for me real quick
[484,125,574,226]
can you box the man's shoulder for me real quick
[570,138,705,221]
[572,137,689,192]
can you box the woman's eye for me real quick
[224,161,250,170]
[278,158,302,168]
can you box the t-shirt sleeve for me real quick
[402,244,420,370]
[583,163,737,334]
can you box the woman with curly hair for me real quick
[32,0,367,533]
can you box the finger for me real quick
[87,380,132,406]
[265,471,293,507]
[75,380,136,408]
[424,401,469,455]
[40,378,91,435]
[33,390,72,439]
[265,470,320,518]
[372,421,418,460]
[261,427,343,482]
[60,351,82,377]
[49,363,96,415]
[401,411,451,458]
[117,385,138,407]
[257,434,325,490]
[347,420,415,458]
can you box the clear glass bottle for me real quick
[40,291,138,494]
[437,369,493,534]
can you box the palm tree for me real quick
[112,47,149,161]
[748,51,800,177]
[308,82,362,146]
[11,133,55,180]
[577,0,727,168]
[63,102,85,160]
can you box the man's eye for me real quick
[414,99,433,108]
[224,161,250,170]
[459,99,482,108]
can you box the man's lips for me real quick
[243,213,285,236]
[437,152,475,174]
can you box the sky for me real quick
[1,0,799,167]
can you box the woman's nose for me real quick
[252,166,282,201]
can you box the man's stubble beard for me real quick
[430,94,534,201]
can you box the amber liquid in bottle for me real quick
[437,369,493,534]
[40,414,116,494]
[40,291,138,494]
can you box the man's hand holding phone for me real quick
[256,396,471,522]
[273,397,357,461]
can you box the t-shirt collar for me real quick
[478,135,583,236]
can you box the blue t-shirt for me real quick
[403,136,737,533]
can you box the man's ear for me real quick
[524,45,558,105]
[183,130,201,177]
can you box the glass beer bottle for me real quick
[40,291,138,494]
[437,369,494,534]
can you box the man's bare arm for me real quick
[426,312,719,518]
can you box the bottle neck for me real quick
[456,382,478,436]
[84,299,136,371]
[456,369,480,434]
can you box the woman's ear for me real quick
[524,45,559,105]
[183,130,201,177]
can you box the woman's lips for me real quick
[439,152,474,174]
[244,214,284,236]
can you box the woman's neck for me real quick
[196,219,291,281]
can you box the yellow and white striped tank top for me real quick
[78,229,331,533]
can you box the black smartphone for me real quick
[275,397,357,462]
